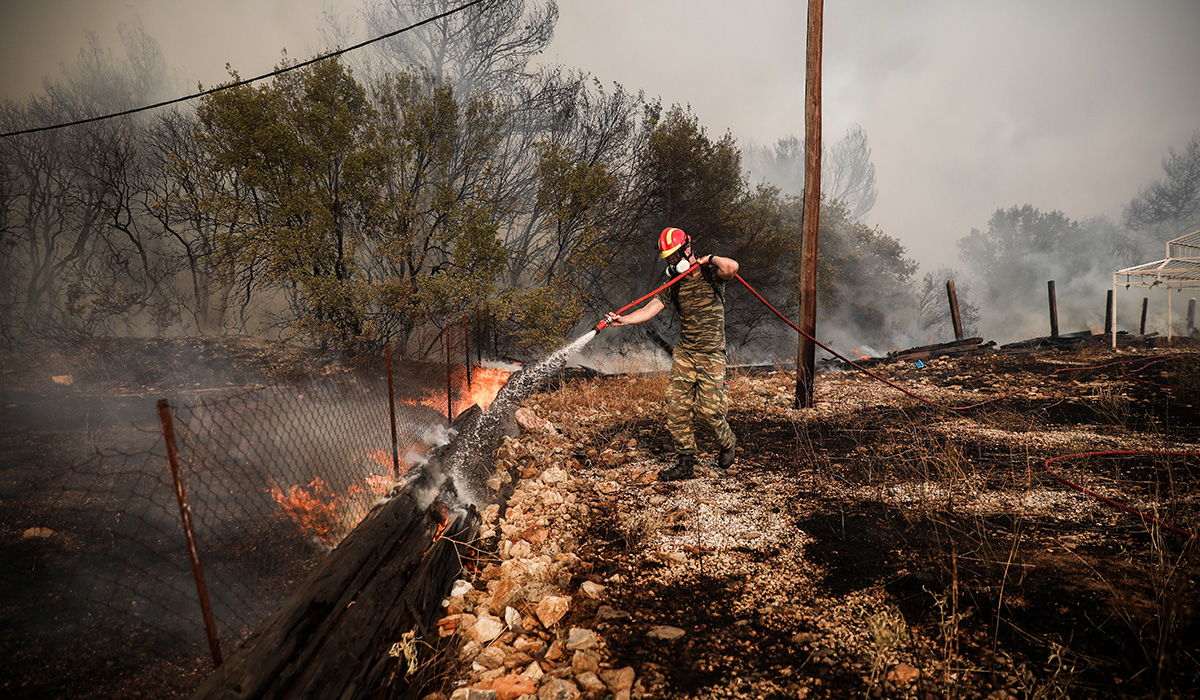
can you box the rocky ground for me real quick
[428,348,1200,700]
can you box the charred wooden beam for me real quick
[946,280,964,341]
[1105,289,1114,336]
[190,448,480,700]
[1047,281,1059,338]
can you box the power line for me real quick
[0,0,491,140]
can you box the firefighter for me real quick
[602,227,739,481]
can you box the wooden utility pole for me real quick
[795,0,823,409]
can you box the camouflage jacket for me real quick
[656,264,727,353]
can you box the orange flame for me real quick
[416,366,512,416]
[854,348,870,361]
[269,477,345,547]
[465,367,511,410]
[365,473,392,497]
[369,449,392,469]
[431,502,450,542]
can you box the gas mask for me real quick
[665,248,692,276]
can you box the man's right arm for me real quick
[605,297,665,327]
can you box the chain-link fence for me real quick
[1,336,495,699]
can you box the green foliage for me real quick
[494,280,584,353]
[532,141,618,294]
[196,56,376,351]
[637,104,744,242]
[194,60,522,354]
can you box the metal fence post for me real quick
[463,315,472,388]
[385,343,400,478]
[157,399,223,668]
[445,325,453,421]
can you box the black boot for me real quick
[658,455,696,481]
[718,443,736,470]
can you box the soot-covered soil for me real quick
[0,337,455,700]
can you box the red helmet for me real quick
[658,227,690,259]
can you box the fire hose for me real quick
[597,262,1196,538]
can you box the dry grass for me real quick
[533,350,1200,697]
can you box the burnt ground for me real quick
[1,340,1198,699]
[0,337,454,700]
[516,348,1200,699]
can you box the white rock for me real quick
[475,646,506,670]
[472,615,506,643]
[575,671,605,693]
[515,407,558,435]
[535,595,571,629]
[646,625,686,640]
[541,466,568,484]
[450,688,497,700]
[536,678,577,700]
[452,580,474,598]
[594,481,620,495]
[509,539,532,560]
[601,667,636,693]
[521,660,545,681]
[579,581,606,599]
[564,627,598,651]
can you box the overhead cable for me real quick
[0,0,490,139]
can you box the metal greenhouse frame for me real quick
[1112,230,1200,348]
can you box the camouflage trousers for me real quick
[665,347,736,457]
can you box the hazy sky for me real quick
[2,0,1198,273]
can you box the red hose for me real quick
[595,265,700,331]
[1044,451,1195,539]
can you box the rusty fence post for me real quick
[157,399,223,668]
[1047,280,1059,338]
[385,343,400,478]
[1140,297,1149,335]
[464,315,472,389]
[445,325,453,421]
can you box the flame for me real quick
[365,473,392,496]
[430,503,450,542]
[369,449,392,469]
[854,348,870,361]
[269,477,345,547]
[465,367,511,410]
[414,365,512,417]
